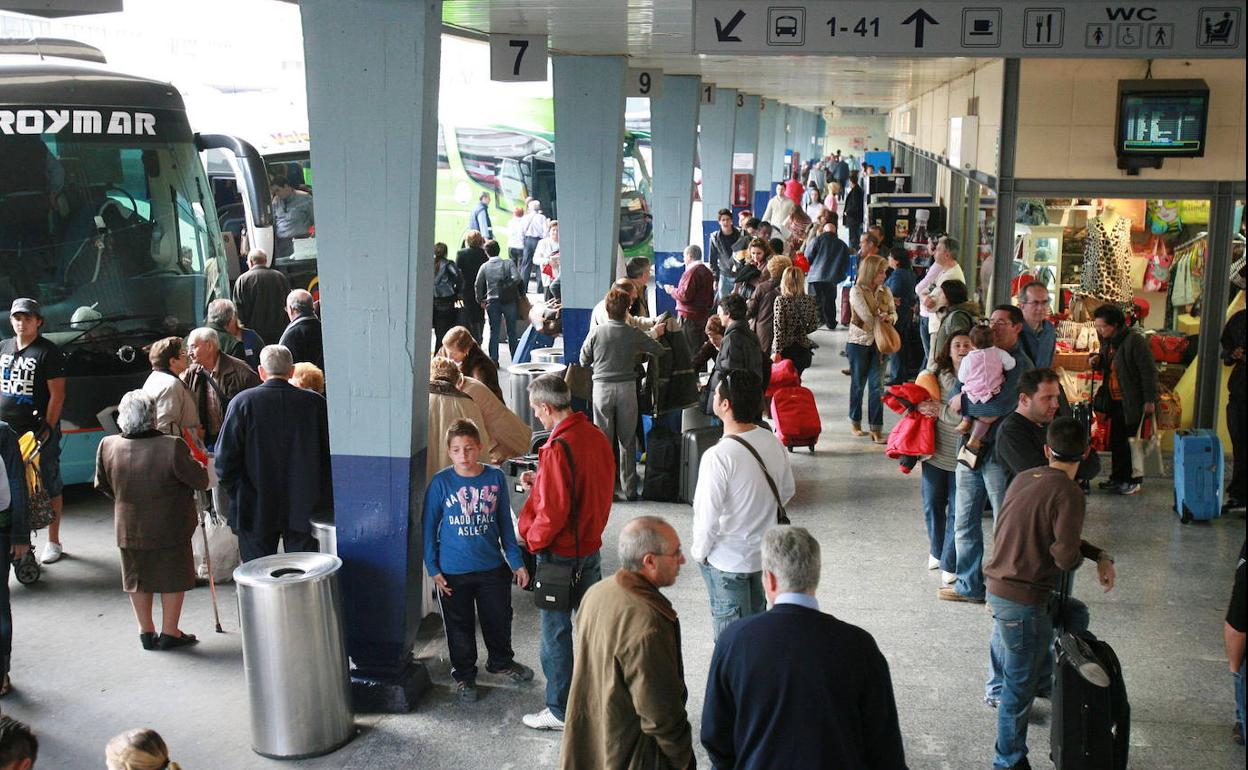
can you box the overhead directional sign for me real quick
[692,1,1246,57]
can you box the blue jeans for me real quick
[1235,657,1246,737]
[988,594,1052,769]
[921,462,957,569]
[0,533,10,677]
[846,341,883,431]
[986,590,1090,703]
[918,317,932,371]
[698,562,766,639]
[485,300,519,362]
[953,454,1007,600]
[537,550,602,719]
[717,272,734,300]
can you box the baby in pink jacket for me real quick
[952,325,1016,450]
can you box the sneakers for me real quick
[487,661,535,683]
[455,679,478,703]
[927,555,940,571]
[1097,479,1121,491]
[522,707,565,731]
[938,587,985,604]
[39,541,63,564]
[940,571,957,585]
[1115,482,1142,496]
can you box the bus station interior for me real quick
[1,0,1247,767]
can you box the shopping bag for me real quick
[192,511,240,583]
[1129,417,1164,479]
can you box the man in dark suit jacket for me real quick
[843,173,866,247]
[805,214,851,331]
[232,249,292,346]
[701,526,907,770]
[278,289,324,371]
[215,344,333,561]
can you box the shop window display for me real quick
[1010,198,1225,445]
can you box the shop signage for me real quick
[692,1,1246,57]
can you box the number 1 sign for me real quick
[489,34,548,82]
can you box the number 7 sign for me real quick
[490,34,548,82]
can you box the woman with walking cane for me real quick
[95,391,209,650]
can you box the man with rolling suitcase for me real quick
[983,416,1118,770]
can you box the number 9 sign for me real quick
[627,69,663,97]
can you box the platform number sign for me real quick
[701,84,716,105]
[489,34,547,82]
[736,93,745,108]
[627,69,663,97]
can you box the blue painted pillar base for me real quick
[351,657,431,713]
[654,251,683,317]
[752,190,771,219]
[561,307,591,367]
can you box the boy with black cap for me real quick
[983,416,1118,770]
[0,299,66,565]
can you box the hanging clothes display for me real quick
[1169,237,1206,309]
[1080,214,1134,304]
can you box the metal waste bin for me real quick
[311,518,337,556]
[531,347,564,365]
[508,362,567,429]
[235,553,354,759]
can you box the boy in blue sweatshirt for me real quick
[423,418,533,702]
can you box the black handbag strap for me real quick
[725,434,788,524]
[548,438,581,576]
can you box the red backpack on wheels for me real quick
[770,386,821,452]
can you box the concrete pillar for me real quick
[650,75,701,317]
[299,0,439,712]
[732,94,760,216]
[769,104,789,194]
[553,55,627,361]
[698,87,738,278]
[753,99,777,215]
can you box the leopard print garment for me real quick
[1080,215,1134,304]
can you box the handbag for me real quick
[1149,332,1189,364]
[1129,416,1164,478]
[725,435,790,525]
[563,363,593,401]
[531,439,583,612]
[875,320,901,355]
[17,430,55,530]
[1156,386,1182,431]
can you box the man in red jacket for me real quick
[517,374,615,732]
[662,244,716,352]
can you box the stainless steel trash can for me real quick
[508,362,567,429]
[310,518,337,556]
[531,347,565,364]
[235,553,354,759]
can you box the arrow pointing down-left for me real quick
[715,9,746,42]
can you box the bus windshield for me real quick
[0,133,226,347]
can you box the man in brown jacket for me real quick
[560,515,695,770]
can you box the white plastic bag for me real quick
[192,511,240,583]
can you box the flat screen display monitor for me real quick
[1116,79,1210,157]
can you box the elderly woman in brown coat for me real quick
[434,356,532,461]
[95,390,210,652]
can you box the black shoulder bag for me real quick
[531,439,583,612]
[725,434,790,525]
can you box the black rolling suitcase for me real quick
[1051,574,1130,770]
[679,425,723,504]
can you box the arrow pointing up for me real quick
[901,8,939,48]
[715,9,746,42]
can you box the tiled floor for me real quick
[4,326,1244,769]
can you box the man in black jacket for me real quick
[702,526,906,770]
[278,289,324,372]
[710,294,769,420]
[215,345,332,561]
[708,208,740,300]
[805,215,851,331]
[995,368,1100,487]
[456,231,489,343]
[843,172,866,247]
[232,249,292,346]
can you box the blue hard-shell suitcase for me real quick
[1173,429,1223,523]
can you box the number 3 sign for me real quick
[490,34,548,82]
